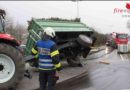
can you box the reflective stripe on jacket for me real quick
[33,40,60,70]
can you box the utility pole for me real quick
[127,20,130,32]
[72,0,81,19]
[76,0,79,18]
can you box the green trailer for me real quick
[24,19,96,66]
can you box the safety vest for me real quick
[32,40,60,70]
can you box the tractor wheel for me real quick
[77,34,92,47]
[0,43,25,90]
[67,56,81,67]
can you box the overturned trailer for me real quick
[24,19,96,66]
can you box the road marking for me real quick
[120,54,124,61]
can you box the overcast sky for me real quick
[0,1,130,34]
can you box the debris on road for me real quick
[90,46,97,49]
[99,61,110,64]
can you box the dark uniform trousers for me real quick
[39,70,56,90]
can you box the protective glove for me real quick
[56,67,62,71]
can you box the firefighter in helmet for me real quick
[31,27,62,90]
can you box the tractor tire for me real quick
[67,56,81,67]
[0,43,25,90]
[77,34,92,47]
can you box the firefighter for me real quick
[31,27,62,90]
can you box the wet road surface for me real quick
[55,47,130,90]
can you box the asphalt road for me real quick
[14,46,130,90]
[55,47,130,90]
[14,47,105,90]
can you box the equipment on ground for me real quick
[24,70,32,79]
[54,75,59,86]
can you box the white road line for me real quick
[120,54,124,61]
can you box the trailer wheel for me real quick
[77,34,92,47]
[67,56,81,67]
[0,43,25,90]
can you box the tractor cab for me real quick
[0,9,5,33]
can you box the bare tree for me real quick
[5,17,28,44]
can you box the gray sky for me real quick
[0,1,130,34]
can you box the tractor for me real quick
[0,9,25,90]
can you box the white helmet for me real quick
[44,27,55,38]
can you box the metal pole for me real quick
[127,20,130,32]
[77,0,79,18]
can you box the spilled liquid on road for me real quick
[56,47,130,90]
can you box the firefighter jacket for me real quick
[31,40,61,70]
